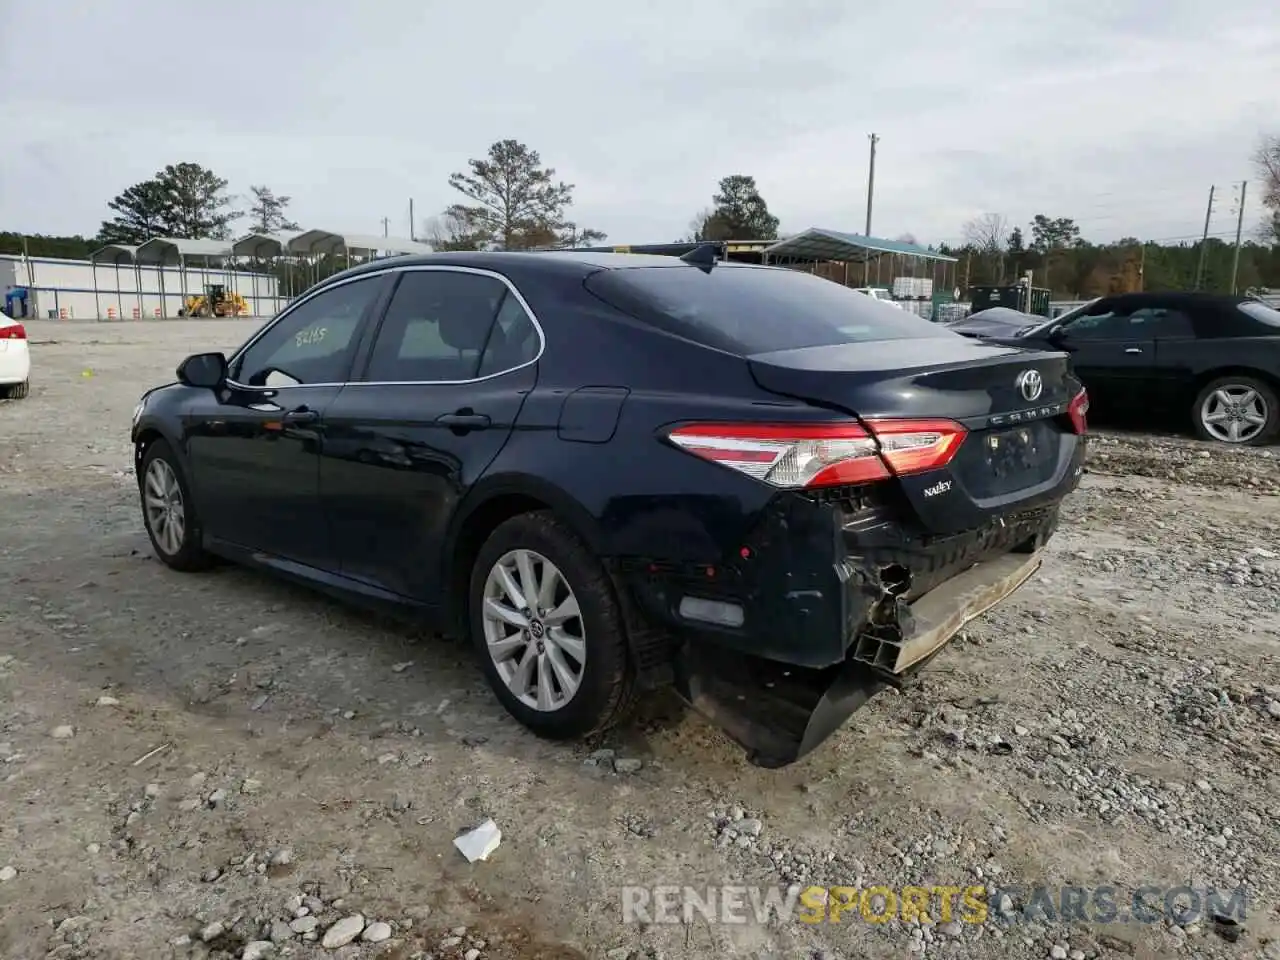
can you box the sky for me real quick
[1,0,1277,249]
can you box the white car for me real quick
[852,287,904,308]
[0,314,30,399]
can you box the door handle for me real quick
[436,411,491,429]
[283,406,319,424]
[1124,347,1143,354]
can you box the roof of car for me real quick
[344,250,715,275]
[311,249,781,291]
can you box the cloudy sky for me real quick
[1,0,1276,248]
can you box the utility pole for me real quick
[1193,185,1215,291]
[862,133,879,285]
[408,199,416,241]
[864,133,879,237]
[1230,181,1248,294]
[381,217,390,237]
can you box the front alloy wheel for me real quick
[1197,381,1272,444]
[482,549,587,712]
[138,439,214,572]
[144,457,186,556]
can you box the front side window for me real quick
[363,270,507,382]
[1062,305,1132,339]
[233,276,383,386]
[1067,305,1190,340]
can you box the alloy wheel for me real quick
[1199,385,1269,444]
[144,458,186,555]
[481,549,587,712]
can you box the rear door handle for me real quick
[283,406,319,424]
[1124,347,1143,354]
[436,412,491,429]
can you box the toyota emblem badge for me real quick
[1017,369,1043,403]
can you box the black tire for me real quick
[468,510,634,740]
[1191,375,1280,446]
[138,438,215,572]
[1,379,28,400]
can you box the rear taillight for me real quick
[0,323,25,340]
[666,419,967,489]
[1067,388,1089,435]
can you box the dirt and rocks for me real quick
[1,319,1278,960]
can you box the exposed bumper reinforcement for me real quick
[854,549,1045,674]
[671,548,1044,768]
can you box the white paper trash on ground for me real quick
[454,819,502,862]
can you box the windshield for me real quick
[1239,300,1280,328]
[585,265,955,355]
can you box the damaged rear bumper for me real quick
[671,548,1045,767]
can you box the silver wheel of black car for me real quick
[138,438,215,572]
[144,458,186,556]
[482,548,587,711]
[1194,378,1276,445]
[469,511,634,740]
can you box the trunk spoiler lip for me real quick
[745,341,1071,371]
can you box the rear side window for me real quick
[363,270,506,382]
[476,291,540,377]
[1240,301,1280,328]
[584,265,953,355]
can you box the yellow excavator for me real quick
[183,284,249,318]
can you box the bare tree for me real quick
[962,213,1009,254]
[422,209,487,251]
[1253,133,1280,242]
[895,232,920,246]
[962,213,1010,284]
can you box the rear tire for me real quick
[469,511,634,740]
[1191,375,1279,446]
[1,379,29,400]
[139,439,215,572]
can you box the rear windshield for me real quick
[584,264,954,355]
[1239,301,1280,328]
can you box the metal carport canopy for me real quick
[764,228,958,264]
[340,234,433,256]
[231,232,299,258]
[134,238,234,265]
[88,244,138,265]
[285,230,432,257]
[286,230,345,256]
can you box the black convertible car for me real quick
[132,248,1087,767]
[948,293,1280,445]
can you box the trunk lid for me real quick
[748,336,1075,419]
[748,335,1082,531]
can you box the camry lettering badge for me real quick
[1016,369,1044,403]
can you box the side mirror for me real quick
[177,352,227,389]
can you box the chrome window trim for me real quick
[223,264,546,391]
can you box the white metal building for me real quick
[1,229,432,321]
[0,250,280,320]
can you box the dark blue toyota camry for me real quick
[131,246,1088,767]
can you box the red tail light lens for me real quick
[666,419,967,489]
[863,418,969,477]
[0,323,26,340]
[1067,388,1089,435]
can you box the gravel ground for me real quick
[1,319,1278,960]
